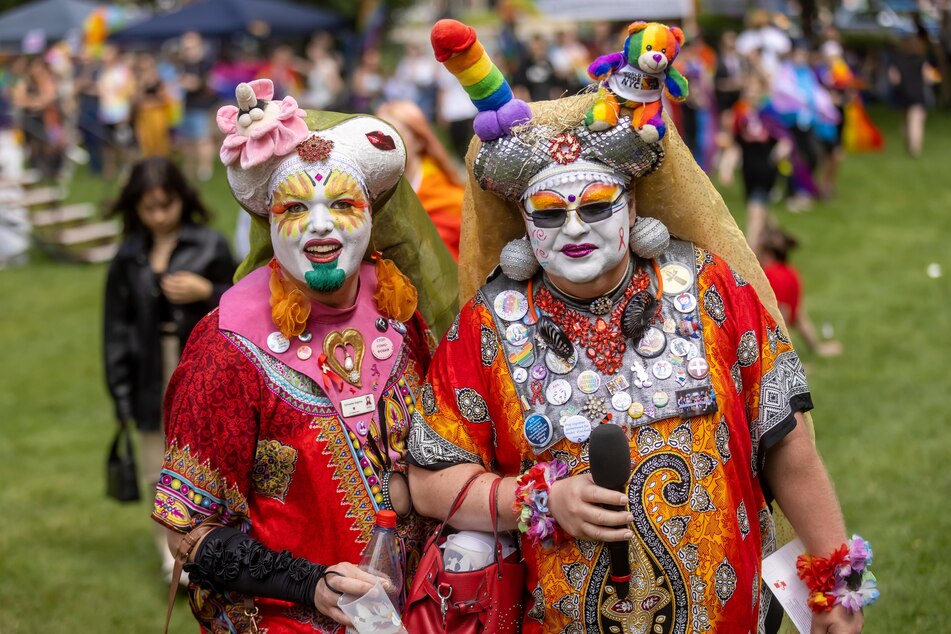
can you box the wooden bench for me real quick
[57,220,121,246]
[31,203,95,229]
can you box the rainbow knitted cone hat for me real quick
[431,19,663,203]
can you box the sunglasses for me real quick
[525,195,626,229]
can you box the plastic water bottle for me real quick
[359,510,404,614]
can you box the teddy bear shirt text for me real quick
[607,64,664,102]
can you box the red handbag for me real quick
[402,475,526,634]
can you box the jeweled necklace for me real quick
[533,263,651,375]
[544,259,633,316]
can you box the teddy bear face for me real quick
[625,23,683,75]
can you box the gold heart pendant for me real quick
[323,328,365,387]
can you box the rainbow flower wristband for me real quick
[512,459,568,548]
[796,534,880,613]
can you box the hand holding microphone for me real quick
[547,423,634,543]
[589,424,634,600]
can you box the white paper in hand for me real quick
[762,538,813,634]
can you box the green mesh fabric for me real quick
[233,110,459,338]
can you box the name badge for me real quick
[341,394,376,418]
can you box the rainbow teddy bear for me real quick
[586,21,689,143]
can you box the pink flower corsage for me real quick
[216,79,309,169]
[512,459,568,548]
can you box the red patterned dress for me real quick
[152,266,433,633]
[409,247,811,634]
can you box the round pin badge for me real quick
[611,391,633,411]
[524,413,554,448]
[660,262,694,295]
[371,336,394,360]
[669,337,691,358]
[375,317,388,332]
[652,390,670,408]
[663,317,677,334]
[356,420,369,436]
[561,415,592,443]
[530,364,548,381]
[628,401,645,419]
[675,367,688,386]
[296,345,313,361]
[546,379,572,405]
[267,331,290,354]
[577,370,601,394]
[298,330,313,343]
[635,327,666,359]
[389,319,407,334]
[505,323,530,346]
[507,341,535,368]
[652,359,673,380]
[512,367,529,384]
[674,292,698,314]
[545,349,577,374]
[494,290,528,322]
[687,357,710,379]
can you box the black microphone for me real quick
[589,423,633,599]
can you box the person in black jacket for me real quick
[103,156,235,581]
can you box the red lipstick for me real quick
[304,239,342,263]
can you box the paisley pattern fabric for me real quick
[411,249,811,634]
[152,311,430,634]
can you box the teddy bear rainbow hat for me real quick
[431,19,664,203]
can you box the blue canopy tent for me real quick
[0,0,98,52]
[110,0,347,42]
[535,0,693,20]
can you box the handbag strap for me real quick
[432,472,482,542]
[488,475,505,573]
[110,423,133,459]
[433,473,508,571]
[164,516,227,634]
[121,424,135,457]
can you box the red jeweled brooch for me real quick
[297,136,334,162]
[548,132,582,164]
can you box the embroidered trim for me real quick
[224,331,336,416]
[754,350,810,439]
[407,410,482,467]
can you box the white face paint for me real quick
[269,168,371,294]
[522,178,631,285]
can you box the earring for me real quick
[499,237,540,280]
[629,216,670,260]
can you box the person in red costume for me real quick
[760,227,843,358]
[152,78,456,633]
[409,19,871,634]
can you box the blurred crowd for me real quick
[1,8,948,348]
[0,10,946,188]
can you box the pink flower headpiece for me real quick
[216,79,309,169]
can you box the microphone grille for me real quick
[589,424,632,491]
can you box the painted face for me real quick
[269,167,371,294]
[523,178,631,284]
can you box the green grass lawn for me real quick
[1,107,948,632]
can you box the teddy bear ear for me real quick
[627,21,649,35]
[670,26,686,46]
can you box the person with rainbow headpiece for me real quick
[408,19,874,634]
[151,78,457,633]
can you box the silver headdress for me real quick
[474,116,664,202]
